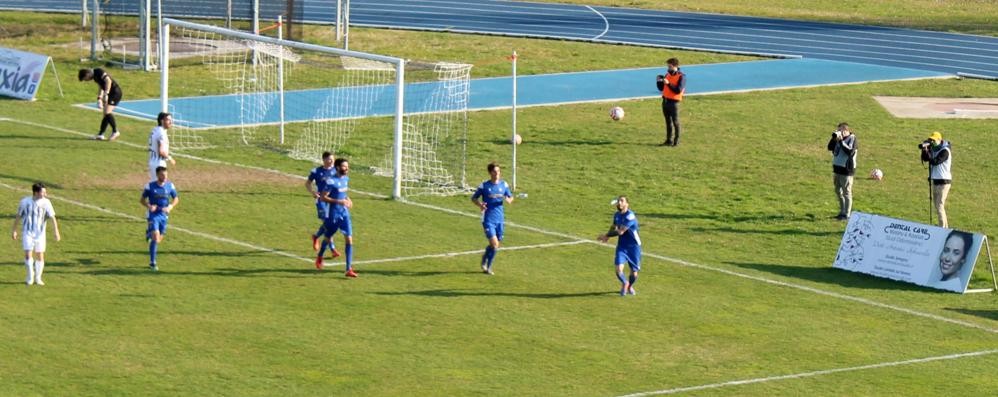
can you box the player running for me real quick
[318,158,356,277]
[471,162,514,275]
[12,183,61,285]
[597,196,642,296]
[305,151,339,261]
[141,166,179,271]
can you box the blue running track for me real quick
[96,58,949,128]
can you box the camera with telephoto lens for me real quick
[918,139,933,149]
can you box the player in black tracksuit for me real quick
[78,68,123,140]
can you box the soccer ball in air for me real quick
[513,134,523,145]
[609,106,625,121]
[870,168,884,181]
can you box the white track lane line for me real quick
[585,5,609,40]
[3,117,995,334]
[618,349,998,396]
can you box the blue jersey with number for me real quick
[142,181,178,218]
[614,210,641,248]
[308,166,336,217]
[322,174,350,219]
[472,179,512,224]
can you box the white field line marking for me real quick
[585,5,609,40]
[618,349,998,396]
[321,240,588,268]
[0,179,581,268]
[0,181,313,263]
[5,117,995,334]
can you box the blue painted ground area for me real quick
[93,58,951,128]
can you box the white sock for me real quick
[25,258,34,284]
[34,261,45,284]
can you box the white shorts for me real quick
[22,232,46,253]
[149,160,166,181]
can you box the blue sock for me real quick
[616,271,627,284]
[481,246,490,266]
[485,246,497,267]
[318,239,328,257]
[629,273,637,287]
[345,244,353,271]
[314,225,325,238]
[149,240,158,265]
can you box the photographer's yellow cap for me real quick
[928,131,943,141]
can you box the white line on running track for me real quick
[5,117,995,334]
[618,349,998,396]
[585,6,609,40]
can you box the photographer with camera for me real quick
[920,131,952,228]
[827,122,857,220]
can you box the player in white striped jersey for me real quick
[11,183,61,286]
[148,112,177,181]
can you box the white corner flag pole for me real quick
[511,50,518,192]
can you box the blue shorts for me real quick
[315,201,329,220]
[483,221,504,241]
[322,215,352,238]
[147,215,169,238]
[615,245,641,271]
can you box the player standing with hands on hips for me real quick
[471,162,514,275]
[78,68,123,141]
[598,196,641,296]
[827,122,857,220]
[149,112,177,181]
[920,131,952,228]
[12,183,61,285]
[656,58,685,146]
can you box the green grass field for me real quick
[2,8,998,396]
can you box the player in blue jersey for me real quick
[140,166,179,271]
[306,151,340,263]
[597,196,641,296]
[318,158,357,277]
[471,162,514,275]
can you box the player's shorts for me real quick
[147,215,169,238]
[482,221,504,241]
[315,201,330,220]
[21,232,46,253]
[107,86,123,106]
[148,160,166,181]
[615,245,641,271]
[322,215,352,238]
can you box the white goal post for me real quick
[158,17,409,199]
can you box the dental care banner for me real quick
[0,47,49,100]
[833,212,984,293]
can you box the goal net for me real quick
[158,18,472,198]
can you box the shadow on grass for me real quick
[372,288,617,299]
[945,308,998,321]
[359,269,453,277]
[66,249,271,258]
[727,261,931,292]
[0,173,64,189]
[691,226,839,237]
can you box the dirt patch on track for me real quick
[874,96,998,119]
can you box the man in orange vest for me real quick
[656,58,685,146]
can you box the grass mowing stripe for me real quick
[6,117,994,335]
[0,180,313,263]
[346,240,588,266]
[618,349,998,396]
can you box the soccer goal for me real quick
[158,18,472,199]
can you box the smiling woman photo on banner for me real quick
[931,230,976,291]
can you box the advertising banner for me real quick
[833,212,984,293]
[0,47,50,100]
